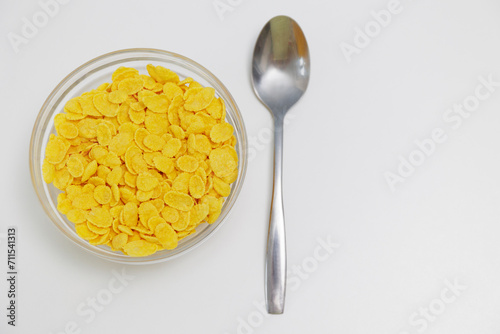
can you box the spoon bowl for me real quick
[251,16,310,314]
[252,16,310,115]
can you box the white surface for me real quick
[1,0,500,333]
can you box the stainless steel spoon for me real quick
[251,15,310,314]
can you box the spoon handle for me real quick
[265,117,286,314]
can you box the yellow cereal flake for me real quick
[206,97,223,119]
[209,147,237,177]
[153,156,175,174]
[130,154,148,174]
[138,202,159,227]
[210,122,234,143]
[80,95,102,116]
[93,93,119,117]
[124,171,137,188]
[112,67,139,82]
[189,175,205,199]
[160,206,179,223]
[134,127,152,152]
[189,203,209,226]
[143,95,169,113]
[163,191,194,211]
[108,133,133,156]
[145,114,169,135]
[184,87,215,111]
[122,202,139,227]
[118,77,144,95]
[64,97,83,114]
[163,82,183,100]
[129,109,145,124]
[88,232,110,245]
[108,90,128,104]
[176,155,199,172]
[123,240,158,257]
[106,166,123,186]
[111,233,128,250]
[118,225,134,236]
[94,185,112,205]
[67,209,87,224]
[143,134,165,151]
[172,172,191,193]
[57,198,73,215]
[147,216,165,232]
[43,64,239,256]
[42,159,56,183]
[57,122,79,139]
[213,176,231,197]
[147,64,179,84]
[171,211,190,231]
[71,192,97,210]
[155,223,178,249]
[96,123,112,146]
[45,135,70,164]
[136,173,159,192]
[53,169,72,190]
[162,138,182,157]
[86,206,113,227]
[76,223,98,240]
[87,222,109,235]
[66,155,84,178]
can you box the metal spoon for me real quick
[251,15,310,314]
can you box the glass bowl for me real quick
[30,48,247,264]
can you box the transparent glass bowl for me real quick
[30,48,247,264]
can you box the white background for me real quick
[1,0,500,333]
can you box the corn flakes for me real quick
[42,64,239,256]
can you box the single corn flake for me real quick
[184,87,215,111]
[147,216,166,232]
[171,211,190,231]
[111,233,128,250]
[172,172,191,193]
[76,223,98,240]
[97,123,112,146]
[161,206,179,223]
[143,134,165,151]
[163,191,194,211]
[45,135,70,164]
[155,223,178,249]
[66,155,84,178]
[58,122,79,139]
[153,156,175,174]
[108,90,128,104]
[147,64,179,84]
[122,202,139,227]
[138,202,159,227]
[210,122,234,143]
[94,185,112,205]
[93,93,119,117]
[209,147,237,178]
[163,82,183,100]
[162,138,182,157]
[143,95,169,113]
[123,240,158,257]
[42,159,56,183]
[213,176,231,197]
[136,173,159,192]
[176,155,199,172]
[189,175,205,199]
[118,77,144,95]
[86,206,113,227]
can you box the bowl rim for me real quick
[30,48,248,264]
